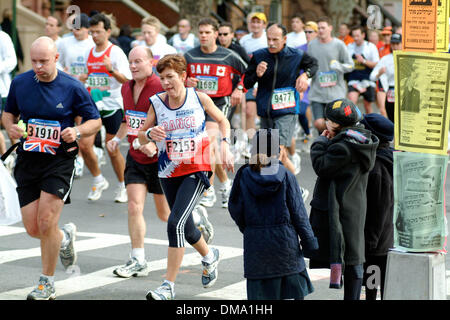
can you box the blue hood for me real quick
[241,161,287,197]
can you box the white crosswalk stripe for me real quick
[0,225,335,300]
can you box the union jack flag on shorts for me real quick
[23,139,61,155]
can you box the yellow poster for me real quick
[436,0,450,52]
[394,51,450,155]
[402,0,438,52]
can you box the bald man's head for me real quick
[31,36,59,82]
[31,36,58,55]
[128,45,154,81]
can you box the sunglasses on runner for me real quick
[218,33,229,36]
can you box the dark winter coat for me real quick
[365,143,394,256]
[228,162,318,280]
[306,125,379,268]
[243,45,318,118]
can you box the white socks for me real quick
[131,248,145,264]
[93,174,105,185]
[202,249,215,264]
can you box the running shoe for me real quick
[87,178,109,201]
[199,186,216,208]
[94,146,107,167]
[114,185,128,203]
[220,179,233,208]
[193,205,214,244]
[300,187,310,203]
[146,282,175,300]
[27,276,56,300]
[60,222,77,270]
[74,155,84,178]
[291,152,301,175]
[113,257,149,278]
[202,247,220,288]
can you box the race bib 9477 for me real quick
[271,87,296,110]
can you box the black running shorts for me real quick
[14,152,75,207]
[124,153,164,194]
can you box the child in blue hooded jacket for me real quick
[228,129,318,300]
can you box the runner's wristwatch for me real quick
[74,127,81,141]
[222,137,231,144]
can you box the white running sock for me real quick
[93,174,104,185]
[202,249,214,264]
[118,181,125,189]
[131,248,145,264]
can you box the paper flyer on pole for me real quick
[394,51,450,155]
[402,0,438,52]
[393,152,448,252]
[436,0,450,52]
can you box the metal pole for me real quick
[51,0,55,15]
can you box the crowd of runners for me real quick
[0,8,403,300]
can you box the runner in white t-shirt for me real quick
[168,19,199,54]
[286,14,307,49]
[133,16,177,72]
[58,14,95,80]
[346,26,380,114]
[58,13,95,178]
[78,13,132,203]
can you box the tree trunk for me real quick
[326,0,356,31]
[177,0,211,33]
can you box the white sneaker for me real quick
[300,187,309,203]
[74,155,84,178]
[199,186,216,208]
[193,205,214,244]
[94,146,107,167]
[220,179,233,208]
[114,185,128,203]
[291,152,301,175]
[87,178,109,201]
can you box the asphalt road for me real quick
[1,122,450,302]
